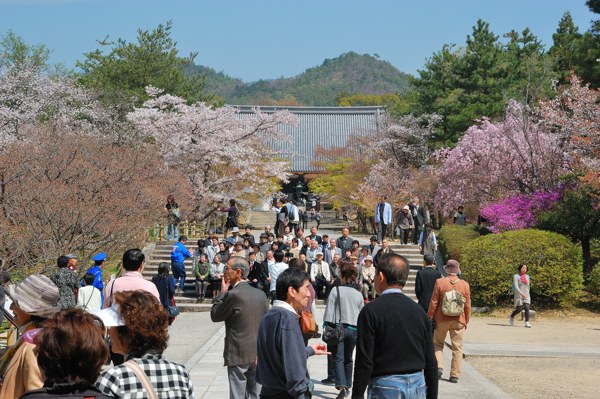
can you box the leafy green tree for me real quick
[449,20,507,139]
[566,1,600,88]
[0,30,69,76]
[410,20,554,145]
[502,28,556,104]
[536,186,600,275]
[0,30,50,69]
[550,12,582,84]
[77,21,212,105]
[408,44,463,144]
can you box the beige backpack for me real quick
[441,277,466,316]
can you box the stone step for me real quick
[142,264,419,276]
[143,275,418,286]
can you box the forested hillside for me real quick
[186,52,409,106]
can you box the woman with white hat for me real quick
[0,274,60,399]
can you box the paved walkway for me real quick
[182,308,514,399]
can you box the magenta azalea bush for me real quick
[480,189,562,233]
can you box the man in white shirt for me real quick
[78,272,102,313]
[310,251,331,299]
[268,251,288,302]
[375,195,393,243]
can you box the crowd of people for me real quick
[0,194,535,399]
[184,220,402,307]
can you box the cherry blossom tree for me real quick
[0,59,133,144]
[434,100,569,215]
[0,62,177,274]
[539,73,600,191]
[127,87,298,219]
[356,113,441,204]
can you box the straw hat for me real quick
[6,274,61,318]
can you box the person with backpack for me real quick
[509,263,531,328]
[427,259,470,384]
[288,200,300,235]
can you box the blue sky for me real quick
[0,0,596,82]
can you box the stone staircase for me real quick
[141,210,425,312]
[385,242,422,300]
[142,241,210,312]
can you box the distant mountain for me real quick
[186,52,410,106]
[183,65,245,100]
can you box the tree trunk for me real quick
[581,236,592,275]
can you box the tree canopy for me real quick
[77,21,212,106]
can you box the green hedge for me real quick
[460,229,583,307]
[588,264,600,296]
[438,225,486,263]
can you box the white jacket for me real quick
[310,261,331,281]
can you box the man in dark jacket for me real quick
[415,254,441,313]
[256,268,329,399]
[336,228,353,254]
[373,238,394,267]
[247,252,264,291]
[211,257,269,399]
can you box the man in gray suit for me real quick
[211,257,270,399]
[323,238,342,266]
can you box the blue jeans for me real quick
[171,261,186,290]
[368,372,426,399]
[329,326,357,389]
[168,223,178,240]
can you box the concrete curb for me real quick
[184,324,226,370]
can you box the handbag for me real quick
[162,278,180,318]
[322,286,344,345]
[300,310,318,335]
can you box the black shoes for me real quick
[450,377,458,383]
[336,388,349,399]
[438,368,443,379]
[321,378,335,385]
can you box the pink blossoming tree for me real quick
[128,87,298,219]
[434,100,569,215]
[539,73,600,191]
[0,62,175,273]
[356,113,441,205]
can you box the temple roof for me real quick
[234,106,384,172]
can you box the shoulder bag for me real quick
[123,360,159,399]
[322,286,344,345]
[300,311,318,336]
[82,287,96,310]
[162,278,180,318]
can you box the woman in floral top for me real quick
[50,255,79,309]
